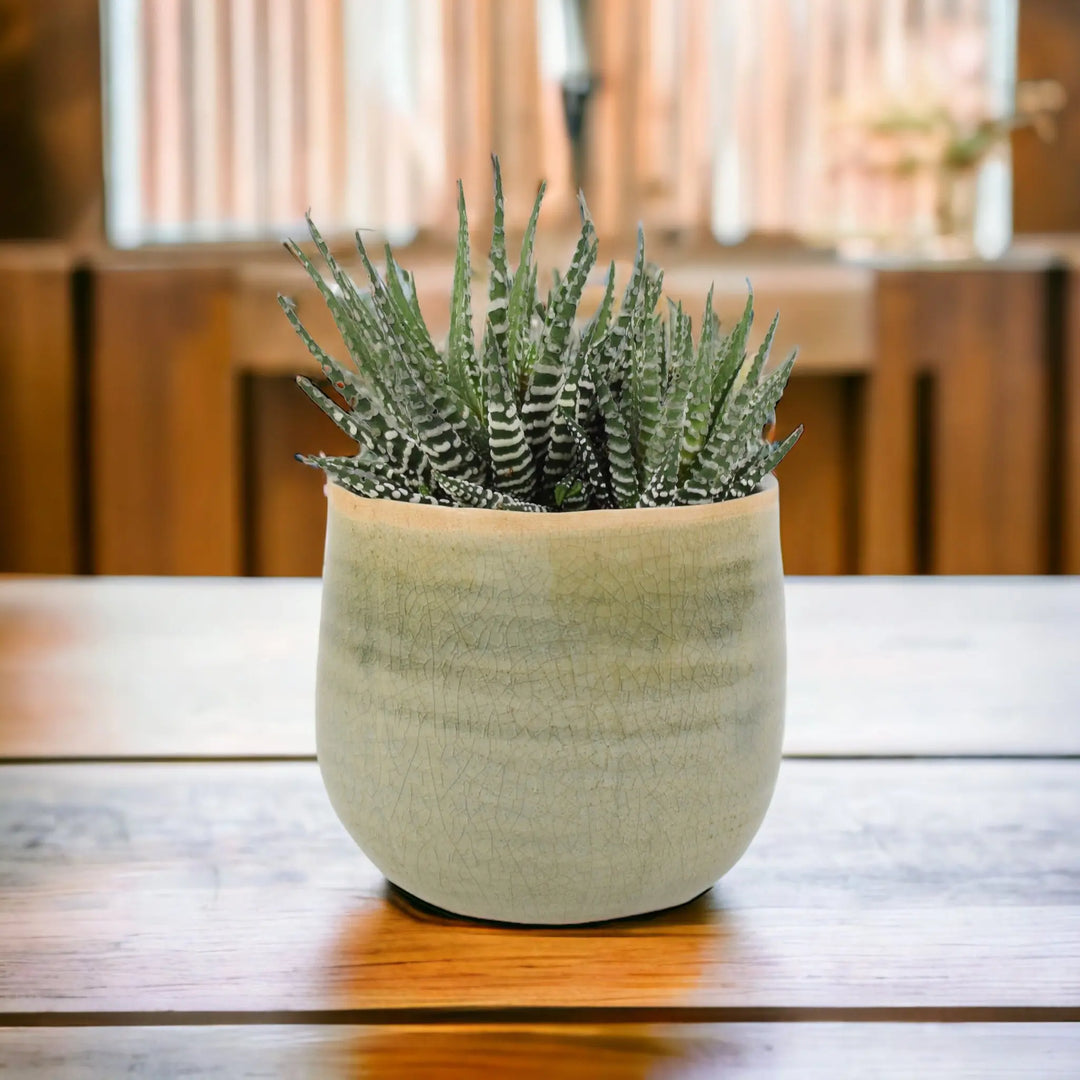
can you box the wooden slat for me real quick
[864,266,1054,575]
[1015,0,1080,234]
[0,249,79,573]
[1066,264,1080,573]
[0,578,319,759]
[91,267,241,574]
[235,254,874,376]
[1,760,1078,1015]
[774,377,856,574]
[0,0,103,241]
[0,1023,1077,1078]
[588,0,636,239]
[247,376,352,576]
[859,272,918,573]
[930,272,1049,573]
[1,578,1078,759]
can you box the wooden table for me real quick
[1,577,1078,1076]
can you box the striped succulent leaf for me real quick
[505,183,546,393]
[521,218,598,459]
[680,285,719,470]
[541,335,586,490]
[298,453,440,505]
[285,156,800,512]
[486,156,512,361]
[593,376,640,509]
[384,244,443,377]
[435,474,547,513]
[718,424,804,502]
[354,232,486,481]
[642,302,694,481]
[481,326,537,497]
[567,419,616,509]
[447,182,482,420]
[680,348,798,504]
[710,288,755,418]
[278,295,367,410]
[284,235,399,412]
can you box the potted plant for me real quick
[280,159,801,925]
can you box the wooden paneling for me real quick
[930,272,1049,573]
[3,578,1079,759]
[91,266,241,574]
[0,248,79,571]
[1014,0,1080,235]
[774,376,856,574]
[0,0,103,240]
[1066,266,1080,572]
[862,266,1052,575]
[859,273,918,573]
[236,251,874,377]
[1,1023,1078,1079]
[247,375,352,576]
[1,759,1078,1014]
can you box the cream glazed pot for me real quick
[316,475,786,925]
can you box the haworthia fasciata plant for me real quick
[284,158,801,511]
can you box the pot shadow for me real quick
[323,879,739,1014]
[322,882,748,1077]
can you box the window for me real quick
[103,0,1017,253]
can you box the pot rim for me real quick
[326,473,778,535]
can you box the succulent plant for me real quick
[281,157,801,512]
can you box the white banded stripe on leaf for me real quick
[284,233,399,413]
[522,218,599,457]
[716,425,803,502]
[680,285,719,469]
[679,349,798,504]
[448,181,482,420]
[567,419,616,509]
[278,295,369,410]
[594,376,640,508]
[505,182,547,395]
[598,228,647,388]
[710,288,755,421]
[486,155,512,363]
[352,231,486,482]
[642,302,694,482]
[481,325,537,497]
[543,335,590,490]
[383,244,444,377]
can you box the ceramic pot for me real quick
[316,475,786,925]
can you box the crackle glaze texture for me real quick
[316,476,786,924]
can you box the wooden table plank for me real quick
[1,578,1077,759]
[784,578,1080,756]
[2,760,1077,1017]
[1,1023,1077,1078]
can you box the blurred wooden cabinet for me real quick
[1,243,1072,577]
[0,246,81,572]
[85,248,877,577]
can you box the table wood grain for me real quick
[2,760,1077,1017]
[1,1023,1078,1079]
[2,576,1077,1076]
[1,577,1077,759]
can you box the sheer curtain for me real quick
[102,0,1017,250]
